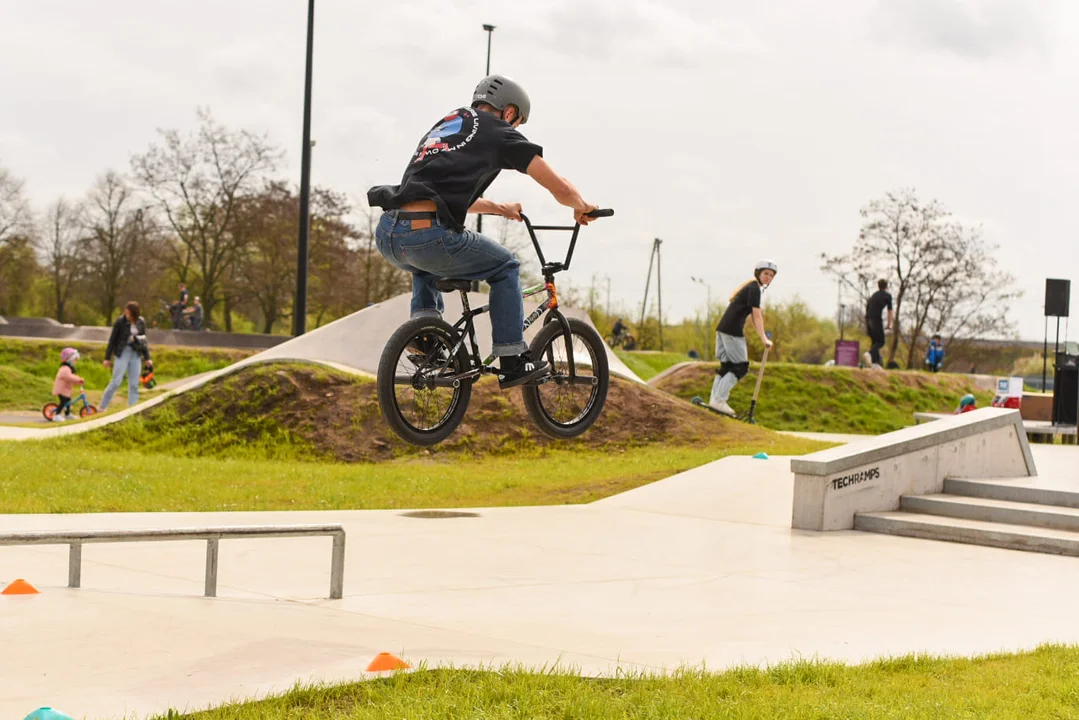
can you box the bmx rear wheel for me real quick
[522,317,610,439]
[42,403,58,421]
[377,317,473,446]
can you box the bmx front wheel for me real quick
[377,316,473,446]
[522,317,610,440]
[80,405,98,418]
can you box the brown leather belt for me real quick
[393,210,438,220]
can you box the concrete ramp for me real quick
[248,292,643,383]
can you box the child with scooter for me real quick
[51,347,85,421]
[699,260,776,417]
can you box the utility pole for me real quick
[293,0,315,336]
[638,238,664,350]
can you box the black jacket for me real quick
[105,315,151,362]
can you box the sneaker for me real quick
[862,351,872,367]
[710,400,737,417]
[497,351,550,389]
[871,363,884,371]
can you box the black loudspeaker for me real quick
[1052,353,1078,426]
[1045,278,1071,317]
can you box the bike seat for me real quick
[436,279,473,293]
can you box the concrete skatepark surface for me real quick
[0,293,641,442]
[4,444,1079,719]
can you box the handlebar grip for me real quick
[586,208,614,218]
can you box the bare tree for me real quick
[83,171,146,323]
[131,107,280,320]
[352,201,409,308]
[823,189,1018,368]
[37,198,86,323]
[0,165,37,315]
[231,181,298,333]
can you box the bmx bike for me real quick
[42,388,98,421]
[377,208,614,446]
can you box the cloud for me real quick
[532,0,768,67]
[872,0,1055,60]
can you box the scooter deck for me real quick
[690,396,736,418]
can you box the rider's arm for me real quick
[467,198,521,220]
[525,156,596,220]
[751,308,771,347]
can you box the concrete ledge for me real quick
[793,408,1035,476]
[791,408,1036,531]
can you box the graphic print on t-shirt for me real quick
[414,110,479,163]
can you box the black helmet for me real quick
[472,74,531,124]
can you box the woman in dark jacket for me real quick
[100,301,152,411]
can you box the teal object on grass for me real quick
[752,452,769,460]
[24,708,74,720]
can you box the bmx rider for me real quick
[368,74,601,389]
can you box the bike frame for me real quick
[427,212,595,386]
[55,390,90,415]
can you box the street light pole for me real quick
[293,0,315,337]
[476,24,495,240]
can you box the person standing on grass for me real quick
[100,301,153,411]
[705,260,777,417]
[864,279,893,370]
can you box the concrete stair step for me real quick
[854,511,1079,557]
[944,478,1079,509]
[901,493,1079,532]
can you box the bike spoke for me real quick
[536,330,599,426]
[393,333,461,433]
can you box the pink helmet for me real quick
[60,347,80,364]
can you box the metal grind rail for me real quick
[0,524,346,599]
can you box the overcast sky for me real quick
[2,0,1076,342]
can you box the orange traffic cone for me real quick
[366,652,411,672]
[2,579,40,595]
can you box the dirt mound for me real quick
[92,363,775,462]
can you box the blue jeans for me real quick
[100,346,142,410]
[375,211,527,356]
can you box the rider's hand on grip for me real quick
[576,206,613,225]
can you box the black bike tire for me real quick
[376,317,473,446]
[522,317,610,440]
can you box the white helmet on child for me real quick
[60,347,80,364]
[754,259,778,283]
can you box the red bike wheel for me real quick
[80,405,98,418]
[42,403,58,420]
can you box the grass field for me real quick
[0,435,824,513]
[613,349,691,380]
[0,337,253,411]
[162,644,1079,719]
[657,362,996,434]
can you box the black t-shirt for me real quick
[716,280,762,337]
[179,289,189,306]
[866,290,892,323]
[367,107,543,229]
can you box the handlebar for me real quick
[517,208,613,275]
